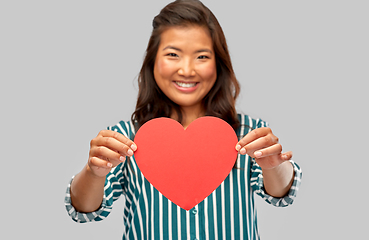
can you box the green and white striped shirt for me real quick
[65,114,302,240]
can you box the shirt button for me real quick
[192,208,197,215]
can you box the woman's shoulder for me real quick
[237,113,269,129]
[107,119,136,140]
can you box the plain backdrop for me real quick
[1,0,368,239]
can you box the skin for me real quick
[70,25,294,213]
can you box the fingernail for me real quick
[235,144,241,151]
[131,144,137,151]
[254,151,262,157]
[127,149,134,156]
[120,156,125,162]
[107,162,113,168]
[240,148,246,155]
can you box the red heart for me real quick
[134,117,238,210]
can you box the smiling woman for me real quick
[132,0,240,131]
[65,1,302,239]
[154,26,217,128]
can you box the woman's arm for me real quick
[262,160,294,197]
[70,164,106,213]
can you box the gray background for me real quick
[1,0,368,239]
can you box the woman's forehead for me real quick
[158,26,213,50]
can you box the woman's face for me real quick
[154,25,217,115]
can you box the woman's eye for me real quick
[167,53,178,57]
[198,55,209,59]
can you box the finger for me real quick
[98,130,137,151]
[236,127,274,151]
[89,156,113,168]
[253,143,283,158]
[93,132,136,157]
[281,151,293,161]
[238,133,279,155]
[254,150,292,170]
[90,146,123,163]
[254,154,285,170]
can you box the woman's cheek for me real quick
[156,59,173,78]
[200,62,217,82]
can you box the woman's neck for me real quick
[171,105,205,129]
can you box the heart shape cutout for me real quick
[134,117,238,210]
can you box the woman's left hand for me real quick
[235,127,292,170]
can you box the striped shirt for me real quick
[65,114,302,240]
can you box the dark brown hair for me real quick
[131,0,240,131]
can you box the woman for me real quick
[65,1,302,239]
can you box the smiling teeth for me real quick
[176,82,197,88]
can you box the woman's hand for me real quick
[88,130,137,178]
[70,130,136,213]
[235,127,292,170]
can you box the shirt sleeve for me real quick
[64,164,126,223]
[249,118,302,207]
[250,159,302,207]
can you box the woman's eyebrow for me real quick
[163,45,213,54]
[195,49,213,54]
[163,46,182,52]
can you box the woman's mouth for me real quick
[173,81,199,93]
[175,81,198,88]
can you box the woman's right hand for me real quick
[88,130,137,178]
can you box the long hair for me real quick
[131,0,240,131]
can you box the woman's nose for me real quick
[178,60,195,77]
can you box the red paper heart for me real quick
[134,117,238,210]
